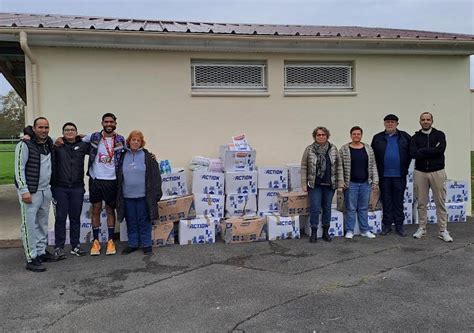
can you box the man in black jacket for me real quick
[410,112,453,242]
[52,122,90,258]
[371,114,412,236]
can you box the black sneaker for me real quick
[143,246,153,255]
[54,247,67,260]
[70,245,86,257]
[26,258,46,272]
[122,246,138,255]
[38,250,59,262]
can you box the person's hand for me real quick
[54,137,64,146]
[337,187,344,193]
[21,192,32,204]
[150,152,157,160]
[302,187,308,193]
[372,183,378,190]
[22,134,31,141]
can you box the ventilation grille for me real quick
[285,63,353,90]
[192,61,266,90]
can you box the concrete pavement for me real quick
[1,221,473,332]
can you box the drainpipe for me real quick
[19,31,39,123]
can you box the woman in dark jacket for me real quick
[116,130,162,255]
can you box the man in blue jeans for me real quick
[371,114,412,237]
[52,122,90,258]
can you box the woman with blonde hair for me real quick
[116,130,162,255]
[301,126,343,243]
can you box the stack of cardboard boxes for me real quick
[221,144,258,217]
[191,169,225,236]
[413,180,469,224]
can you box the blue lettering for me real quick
[234,175,253,180]
[163,176,181,182]
[189,223,209,229]
[265,170,283,175]
[202,175,220,181]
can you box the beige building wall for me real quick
[29,47,471,211]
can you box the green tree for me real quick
[0,89,25,138]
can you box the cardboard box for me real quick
[152,221,175,247]
[278,191,309,217]
[158,195,195,223]
[225,193,257,217]
[192,170,225,195]
[303,210,344,238]
[447,202,467,222]
[287,163,302,191]
[257,167,288,190]
[445,180,469,203]
[404,182,413,204]
[225,171,258,194]
[194,193,225,218]
[266,214,301,240]
[220,216,267,244]
[407,160,414,183]
[161,168,188,197]
[219,145,257,171]
[404,203,413,224]
[178,217,215,245]
[258,189,285,213]
[414,202,468,223]
[354,210,382,235]
[197,215,222,235]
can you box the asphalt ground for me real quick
[1,221,474,332]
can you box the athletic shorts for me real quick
[88,178,118,208]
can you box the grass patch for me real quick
[0,151,14,185]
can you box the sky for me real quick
[0,0,473,94]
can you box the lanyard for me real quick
[102,133,115,160]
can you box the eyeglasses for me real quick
[63,128,77,132]
[316,134,327,137]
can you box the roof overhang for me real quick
[1,28,474,56]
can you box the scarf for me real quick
[312,141,330,179]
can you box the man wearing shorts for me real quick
[83,113,125,256]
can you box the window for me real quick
[191,60,267,91]
[284,62,353,91]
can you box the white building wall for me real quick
[31,47,471,212]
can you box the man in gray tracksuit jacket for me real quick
[15,117,58,272]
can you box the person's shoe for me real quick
[26,258,46,272]
[380,228,391,236]
[322,225,332,242]
[106,239,116,255]
[361,231,376,239]
[38,250,59,262]
[143,246,153,255]
[345,231,354,239]
[396,229,407,237]
[122,246,138,255]
[413,228,426,239]
[70,245,86,257]
[309,227,318,243]
[54,247,67,260]
[438,230,453,242]
[90,239,101,256]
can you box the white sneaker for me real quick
[345,231,354,239]
[361,231,376,239]
[438,230,453,242]
[413,228,426,239]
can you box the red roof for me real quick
[1,12,473,41]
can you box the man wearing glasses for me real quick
[52,122,90,259]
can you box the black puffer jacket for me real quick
[116,149,162,223]
[52,137,90,188]
[410,128,446,172]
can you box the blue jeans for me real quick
[344,182,371,233]
[52,186,85,248]
[124,197,151,248]
[308,185,335,228]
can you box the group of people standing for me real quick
[15,113,162,272]
[301,112,453,244]
[15,111,453,273]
